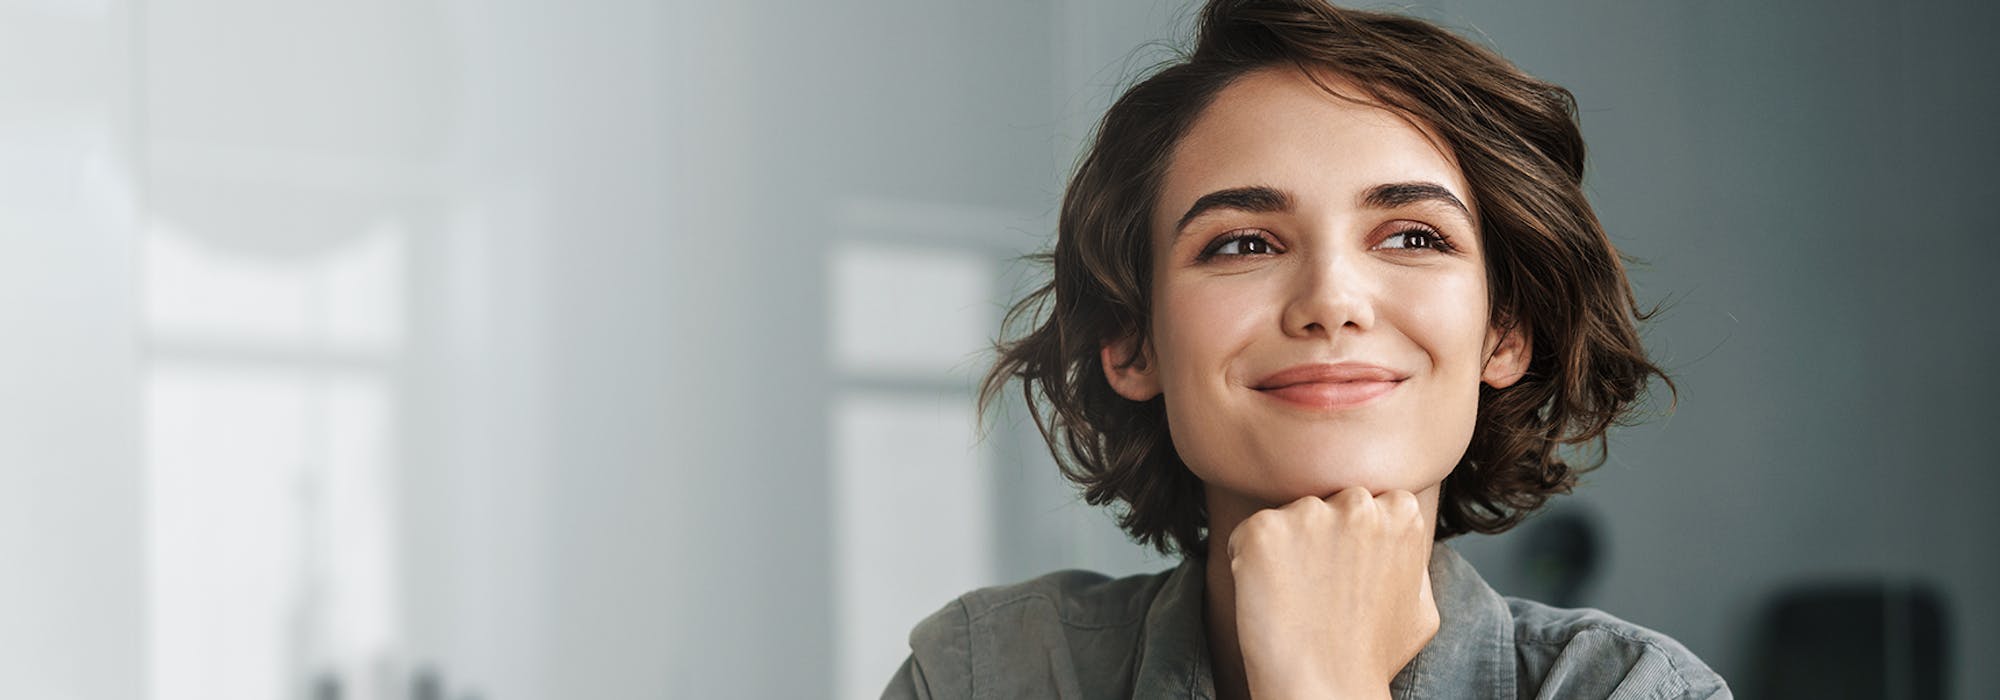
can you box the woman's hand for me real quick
[1226,486,1440,699]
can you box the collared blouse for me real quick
[881,542,1731,699]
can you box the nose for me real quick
[1280,248,1375,339]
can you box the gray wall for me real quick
[2,0,1994,698]
[1423,2,2000,698]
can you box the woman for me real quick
[884,0,1730,697]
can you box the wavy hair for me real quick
[978,0,1676,557]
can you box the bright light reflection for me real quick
[830,243,990,377]
[145,223,404,700]
[831,393,989,700]
[147,365,310,700]
[144,223,404,351]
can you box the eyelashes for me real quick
[1197,230,1278,260]
[1379,224,1459,254]
[1194,224,1458,262]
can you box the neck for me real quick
[1201,483,1442,700]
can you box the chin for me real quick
[1172,423,1461,504]
[1250,450,1447,502]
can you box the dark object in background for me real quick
[412,665,444,700]
[1514,505,1602,609]
[312,672,341,700]
[1749,581,1949,700]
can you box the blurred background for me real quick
[4,0,1997,698]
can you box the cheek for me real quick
[1151,277,1270,389]
[1394,269,1490,371]
[1399,269,1489,467]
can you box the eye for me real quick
[1198,230,1279,261]
[1374,224,1458,253]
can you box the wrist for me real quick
[1250,672,1391,700]
[1334,684,1393,700]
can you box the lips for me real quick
[1252,362,1408,410]
[1253,362,1409,389]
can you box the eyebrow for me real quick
[1174,186,1293,237]
[1172,181,1474,240]
[1363,182,1473,223]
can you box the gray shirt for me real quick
[881,542,1730,699]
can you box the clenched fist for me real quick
[1226,487,1440,699]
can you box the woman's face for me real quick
[1102,66,1530,510]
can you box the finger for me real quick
[1375,489,1419,522]
[1327,485,1372,509]
[1374,488,1415,504]
[1291,493,1332,513]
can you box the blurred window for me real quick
[145,222,406,700]
[825,197,1020,700]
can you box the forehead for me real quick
[1154,66,1474,235]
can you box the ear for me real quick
[1101,331,1162,401]
[1481,317,1532,389]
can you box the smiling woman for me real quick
[1127,66,1513,526]
[881,0,1730,698]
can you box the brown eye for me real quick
[1374,224,1457,253]
[1216,237,1272,255]
[1199,230,1278,260]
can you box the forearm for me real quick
[1248,670,1392,700]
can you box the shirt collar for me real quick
[1133,541,1517,699]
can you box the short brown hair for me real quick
[978,0,1675,557]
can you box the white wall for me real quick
[0,1,145,698]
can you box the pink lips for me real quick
[1253,362,1408,410]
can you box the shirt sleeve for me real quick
[880,598,973,700]
[1679,671,1734,700]
[1524,625,1731,700]
[879,654,932,700]
[1617,634,1733,700]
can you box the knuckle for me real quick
[1382,490,1419,519]
[1381,489,1417,508]
[1298,497,1331,520]
[1226,525,1257,559]
[1230,515,1287,563]
[1285,495,1324,515]
[1237,508,1290,540]
[1237,508,1275,535]
[1333,485,1370,506]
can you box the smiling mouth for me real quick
[1255,379,1403,410]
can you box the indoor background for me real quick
[3,0,1995,698]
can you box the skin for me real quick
[1101,66,1532,699]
